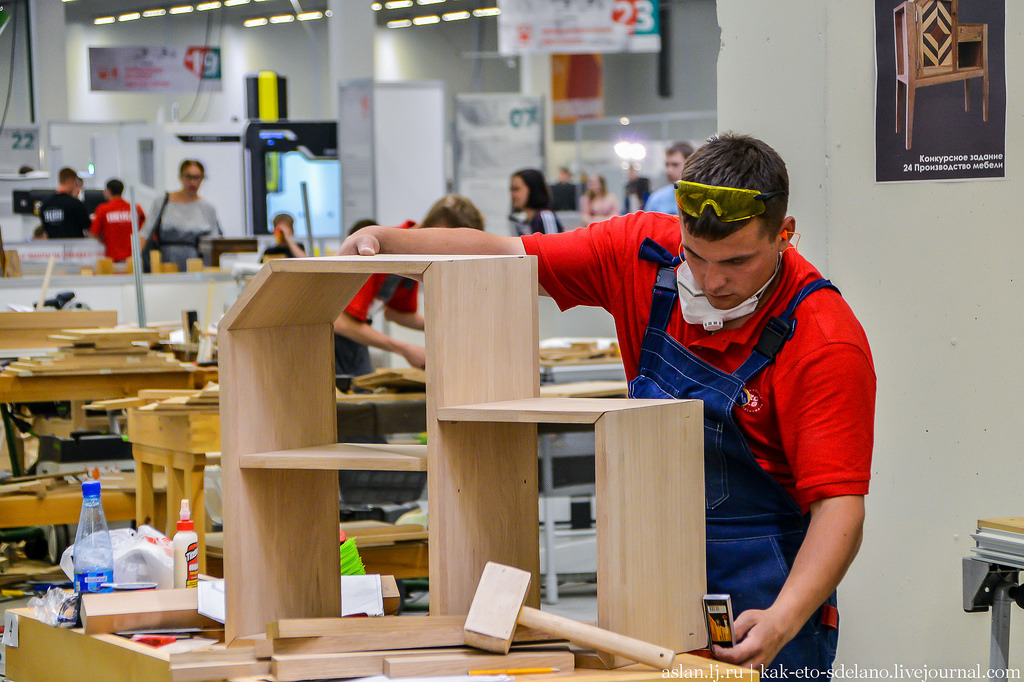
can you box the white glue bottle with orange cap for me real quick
[173,499,199,589]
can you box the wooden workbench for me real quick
[0,473,165,529]
[0,371,197,404]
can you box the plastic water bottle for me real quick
[73,479,114,594]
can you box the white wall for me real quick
[63,16,331,124]
[719,0,1023,669]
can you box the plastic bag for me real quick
[60,525,175,589]
[27,587,78,628]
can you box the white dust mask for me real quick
[676,255,782,332]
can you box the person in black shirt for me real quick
[260,213,307,260]
[549,166,578,211]
[39,167,91,239]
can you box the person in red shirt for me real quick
[332,194,486,377]
[89,179,146,262]
[338,134,875,674]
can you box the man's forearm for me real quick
[772,495,864,641]
[333,312,409,354]
[342,226,525,256]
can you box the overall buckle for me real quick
[754,317,794,360]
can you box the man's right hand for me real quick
[399,341,427,370]
[337,227,382,256]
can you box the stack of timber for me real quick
[1,328,190,377]
[352,367,427,392]
[539,340,621,366]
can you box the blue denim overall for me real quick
[627,239,839,674]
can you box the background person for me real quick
[645,140,695,214]
[40,167,90,239]
[260,213,307,260]
[332,194,486,377]
[509,168,564,236]
[338,134,874,674]
[89,178,146,262]
[549,166,578,211]
[579,173,620,225]
[142,159,221,271]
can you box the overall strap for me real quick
[638,238,681,331]
[733,278,839,384]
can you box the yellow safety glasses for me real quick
[675,181,786,222]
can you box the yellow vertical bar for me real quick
[257,70,279,121]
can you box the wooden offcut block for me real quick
[383,649,575,677]
[81,588,219,635]
[186,258,205,273]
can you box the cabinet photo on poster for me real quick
[875,0,1005,182]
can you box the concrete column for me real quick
[519,53,553,175]
[328,0,374,117]
[28,0,68,158]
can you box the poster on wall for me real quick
[454,94,544,235]
[498,0,659,55]
[875,0,1005,182]
[551,54,604,124]
[89,46,222,93]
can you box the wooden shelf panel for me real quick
[437,397,688,424]
[238,442,427,471]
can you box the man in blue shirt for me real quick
[644,141,695,215]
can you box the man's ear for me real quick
[777,217,796,251]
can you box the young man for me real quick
[333,194,486,377]
[260,213,307,260]
[339,134,875,674]
[40,167,91,239]
[90,179,147,262]
[644,140,695,215]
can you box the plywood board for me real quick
[81,589,219,635]
[594,402,706,667]
[239,442,426,471]
[437,398,681,424]
[978,517,1024,533]
[384,649,575,677]
[269,615,468,653]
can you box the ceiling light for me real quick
[224,0,250,5]
[197,1,222,10]
[297,11,323,20]
[118,12,141,20]
[387,19,412,28]
[371,2,383,9]
[142,8,167,16]
[384,1,413,8]
[269,14,295,22]
[442,10,469,20]
[473,7,500,16]
[418,0,445,4]
[325,10,332,17]
[413,14,439,25]
[243,17,268,26]
[620,117,630,125]
[94,16,115,24]
[169,5,195,14]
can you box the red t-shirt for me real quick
[90,198,146,262]
[521,211,875,511]
[344,221,419,322]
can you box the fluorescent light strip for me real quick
[142,8,167,16]
[417,0,445,4]
[243,17,268,26]
[297,11,323,20]
[387,19,412,28]
[94,16,115,24]
[118,12,141,20]
[169,5,195,14]
[197,1,222,9]
[269,14,294,23]
[413,14,439,25]
[442,10,469,21]
[473,7,500,16]
[384,0,413,8]
[224,0,250,5]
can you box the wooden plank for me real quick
[239,442,426,471]
[594,402,705,667]
[359,541,429,579]
[220,324,340,641]
[169,660,270,682]
[6,609,172,682]
[81,588,220,635]
[437,398,681,424]
[271,647,460,682]
[539,381,628,398]
[0,481,153,528]
[0,371,194,403]
[128,409,220,453]
[270,615,468,653]
[426,256,542,616]
[978,517,1024,533]
[384,649,575,677]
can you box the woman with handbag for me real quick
[142,159,221,271]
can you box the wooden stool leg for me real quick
[896,80,906,133]
[906,84,916,150]
[167,465,186,539]
[964,79,971,112]
[136,460,156,528]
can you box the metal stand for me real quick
[963,556,1023,675]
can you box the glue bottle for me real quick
[173,499,199,588]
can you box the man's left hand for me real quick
[711,607,791,670]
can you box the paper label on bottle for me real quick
[75,570,114,593]
[186,542,199,588]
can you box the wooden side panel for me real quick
[425,256,540,615]
[594,402,705,668]
[220,324,340,641]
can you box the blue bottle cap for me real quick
[82,479,101,498]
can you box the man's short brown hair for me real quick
[58,167,80,186]
[272,213,294,228]
[667,141,695,159]
[680,133,789,240]
[420,194,485,231]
